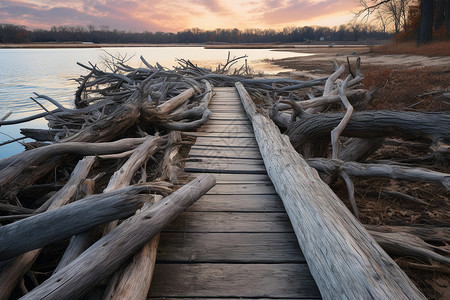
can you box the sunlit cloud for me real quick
[0,0,359,32]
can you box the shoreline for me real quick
[0,42,376,49]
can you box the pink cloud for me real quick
[260,0,357,25]
[0,0,359,32]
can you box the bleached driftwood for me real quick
[0,186,148,261]
[236,81,425,300]
[22,174,216,300]
[102,195,163,300]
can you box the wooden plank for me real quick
[189,152,262,160]
[148,263,320,298]
[183,173,272,183]
[189,146,262,155]
[208,117,249,122]
[184,163,267,174]
[157,232,305,262]
[209,113,248,117]
[193,137,258,148]
[187,194,284,212]
[185,132,254,138]
[185,167,267,174]
[197,126,253,133]
[163,212,292,232]
[149,298,318,300]
[186,157,264,166]
[209,102,242,106]
[207,183,276,194]
[205,120,251,125]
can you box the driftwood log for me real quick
[102,195,163,300]
[286,110,450,157]
[22,174,216,300]
[236,82,426,299]
[0,186,149,261]
[0,138,146,199]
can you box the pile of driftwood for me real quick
[0,55,235,299]
[237,58,450,298]
[0,53,449,299]
[0,54,347,299]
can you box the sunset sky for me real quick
[0,0,360,32]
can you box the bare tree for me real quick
[356,0,449,44]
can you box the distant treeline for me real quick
[0,23,392,44]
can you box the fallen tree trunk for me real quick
[102,195,163,300]
[306,158,450,191]
[369,231,450,267]
[0,138,145,199]
[236,82,426,300]
[156,88,195,116]
[0,156,96,300]
[0,186,148,261]
[22,174,216,300]
[61,101,140,143]
[365,225,450,244]
[286,110,450,155]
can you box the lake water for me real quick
[0,46,310,159]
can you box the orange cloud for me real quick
[0,0,359,32]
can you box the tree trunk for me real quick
[418,0,434,45]
[236,82,426,300]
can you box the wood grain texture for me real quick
[163,212,293,233]
[21,175,216,300]
[184,173,272,183]
[187,194,284,212]
[189,149,262,160]
[157,232,305,262]
[206,183,276,194]
[148,263,320,298]
[237,81,426,300]
[162,87,318,299]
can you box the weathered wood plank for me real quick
[148,263,320,298]
[190,146,261,153]
[163,212,292,232]
[185,132,254,138]
[205,120,252,125]
[184,166,267,175]
[149,298,317,300]
[207,183,276,194]
[187,157,263,165]
[197,127,253,133]
[187,194,284,212]
[185,160,265,173]
[193,137,258,147]
[182,173,272,183]
[157,232,305,262]
[189,152,262,160]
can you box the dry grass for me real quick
[372,41,450,56]
[362,66,450,111]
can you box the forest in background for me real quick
[0,23,391,45]
[1,1,449,45]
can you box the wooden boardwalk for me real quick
[148,87,321,299]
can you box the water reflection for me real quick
[0,46,310,159]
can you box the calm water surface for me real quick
[0,47,310,158]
